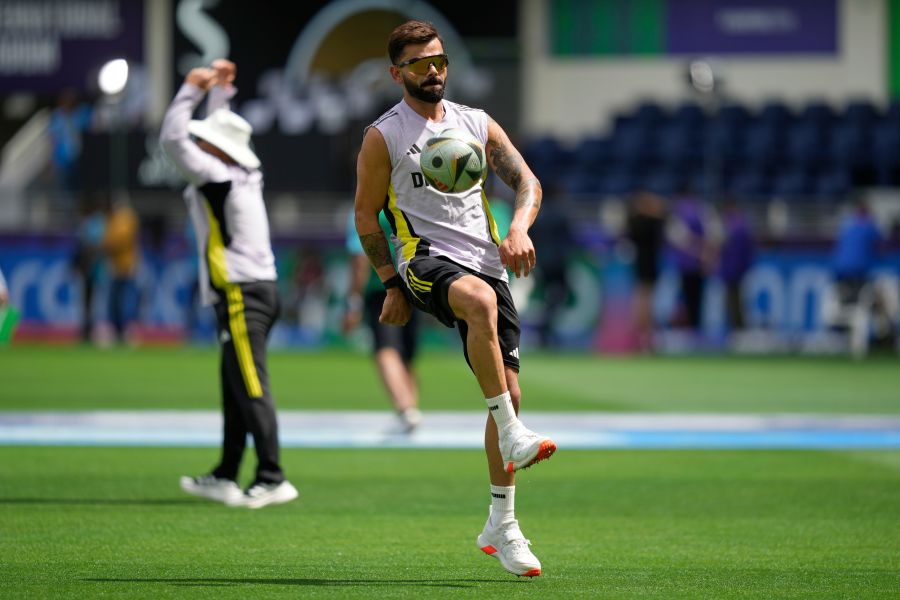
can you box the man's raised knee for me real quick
[450,277,497,327]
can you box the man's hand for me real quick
[0,290,8,308]
[379,288,411,325]
[499,227,537,278]
[185,67,217,91]
[211,59,236,88]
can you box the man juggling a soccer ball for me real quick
[354,20,556,577]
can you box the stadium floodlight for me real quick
[97,58,130,203]
[98,59,129,96]
[688,60,716,94]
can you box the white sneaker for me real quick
[499,423,557,473]
[477,507,542,577]
[179,475,243,504]
[399,407,422,432]
[226,480,299,509]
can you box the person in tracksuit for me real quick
[161,59,297,509]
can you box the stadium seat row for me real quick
[525,99,900,200]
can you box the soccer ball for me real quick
[420,128,487,194]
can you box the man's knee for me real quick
[451,277,497,328]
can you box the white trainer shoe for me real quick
[226,480,299,509]
[179,475,243,504]
[399,407,422,432]
[477,507,542,577]
[499,423,557,473]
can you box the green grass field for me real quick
[1,347,899,598]
[2,346,899,412]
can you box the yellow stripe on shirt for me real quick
[481,190,502,246]
[385,183,421,262]
[204,202,229,288]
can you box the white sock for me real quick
[490,485,516,525]
[485,391,518,431]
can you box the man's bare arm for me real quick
[486,117,542,225]
[486,118,542,277]
[354,127,397,282]
[359,232,393,271]
[354,126,411,323]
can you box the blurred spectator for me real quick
[182,219,203,340]
[0,264,17,346]
[890,216,900,244]
[102,200,141,343]
[832,199,882,302]
[667,190,710,330]
[285,247,326,334]
[530,199,574,348]
[626,190,667,350]
[72,196,107,343]
[48,88,93,213]
[343,210,422,432]
[827,199,886,356]
[0,264,8,307]
[717,201,755,331]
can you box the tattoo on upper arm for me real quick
[360,232,392,269]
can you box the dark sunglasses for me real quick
[395,53,449,75]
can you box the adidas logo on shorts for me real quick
[508,348,520,359]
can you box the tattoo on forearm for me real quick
[490,143,525,191]
[515,178,542,212]
[360,232,393,269]
[491,143,542,213]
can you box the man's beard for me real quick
[404,74,444,103]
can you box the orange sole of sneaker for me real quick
[481,546,541,577]
[507,439,557,473]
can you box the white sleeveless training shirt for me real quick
[370,99,506,283]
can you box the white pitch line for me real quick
[1,411,899,449]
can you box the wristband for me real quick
[382,274,403,290]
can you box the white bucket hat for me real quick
[187,108,261,169]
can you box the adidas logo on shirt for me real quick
[406,143,422,156]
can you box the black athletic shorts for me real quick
[404,255,521,372]
[364,289,419,364]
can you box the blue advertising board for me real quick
[1,234,897,349]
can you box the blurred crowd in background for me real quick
[1,0,899,356]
